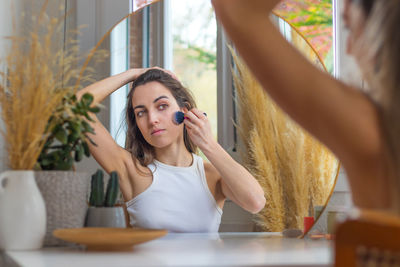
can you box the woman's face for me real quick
[343,0,368,55]
[131,81,185,149]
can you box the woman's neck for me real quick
[154,142,193,167]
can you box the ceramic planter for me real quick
[85,206,127,228]
[35,171,90,246]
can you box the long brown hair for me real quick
[354,0,400,210]
[125,69,197,170]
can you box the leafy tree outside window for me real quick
[275,0,333,73]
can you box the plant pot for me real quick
[85,206,126,228]
[0,170,46,250]
[35,171,90,246]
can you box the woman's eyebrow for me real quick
[133,105,145,111]
[154,96,169,103]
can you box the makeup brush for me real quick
[172,111,207,125]
[173,111,185,125]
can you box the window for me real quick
[110,18,129,147]
[170,0,218,141]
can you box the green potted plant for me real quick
[36,92,99,171]
[85,170,126,228]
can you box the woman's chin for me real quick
[145,132,184,149]
[148,138,174,149]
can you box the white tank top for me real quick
[125,154,223,233]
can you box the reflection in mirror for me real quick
[232,15,339,232]
[274,0,334,74]
[76,0,339,233]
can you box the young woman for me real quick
[77,68,266,232]
[212,0,400,213]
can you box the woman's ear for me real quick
[181,101,190,113]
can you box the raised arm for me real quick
[77,69,141,106]
[212,1,388,209]
[76,69,146,174]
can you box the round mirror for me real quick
[72,0,339,234]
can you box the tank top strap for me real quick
[147,162,157,173]
[193,154,206,178]
[193,154,223,215]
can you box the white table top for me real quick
[4,232,333,267]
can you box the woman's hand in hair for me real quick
[183,108,216,152]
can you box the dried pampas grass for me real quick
[231,48,338,231]
[0,1,103,170]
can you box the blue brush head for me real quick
[173,111,185,125]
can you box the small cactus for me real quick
[89,169,104,207]
[89,169,120,207]
[104,171,119,207]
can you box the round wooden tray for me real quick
[53,227,168,251]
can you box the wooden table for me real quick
[1,232,333,267]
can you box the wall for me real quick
[312,0,363,232]
[331,0,362,204]
[72,0,130,175]
[0,0,15,172]
[0,0,63,172]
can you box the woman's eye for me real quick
[136,111,144,117]
[158,104,168,110]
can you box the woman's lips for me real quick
[151,129,165,135]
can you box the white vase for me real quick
[0,170,46,250]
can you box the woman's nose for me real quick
[147,111,159,125]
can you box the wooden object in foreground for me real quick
[335,209,400,266]
[53,227,167,251]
